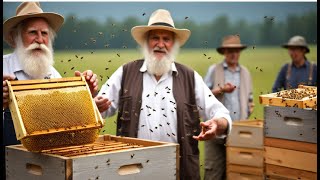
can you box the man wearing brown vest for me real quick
[95,9,232,180]
[203,35,254,180]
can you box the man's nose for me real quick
[34,32,44,44]
[157,39,165,48]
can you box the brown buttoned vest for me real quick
[116,59,201,180]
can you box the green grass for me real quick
[4,46,317,179]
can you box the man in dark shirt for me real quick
[272,35,317,92]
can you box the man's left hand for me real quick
[74,70,98,96]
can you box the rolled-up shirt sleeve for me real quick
[194,71,232,136]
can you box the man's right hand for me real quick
[3,75,16,109]
[94,96,112,113]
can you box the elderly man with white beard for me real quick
[2,1,98,163]
[95,9,232,180]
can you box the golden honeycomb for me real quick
[14,86,100,151]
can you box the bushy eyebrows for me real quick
[26,27,49,32]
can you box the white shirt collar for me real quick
[139,59,178,75]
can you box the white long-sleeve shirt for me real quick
[98,60,232,143]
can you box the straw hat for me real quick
[282,35,310,53]
[3,2,64,47]
[216,35,247,54]
[131,9,191,47]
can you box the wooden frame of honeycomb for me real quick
[259,85,317,109]
[6,76,104,151]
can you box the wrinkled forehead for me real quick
[21,17,50,31]
[147,29,175,39]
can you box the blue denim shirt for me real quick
[272,60,317,92]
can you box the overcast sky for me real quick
[3,2,317,24]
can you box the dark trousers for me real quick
[2,108,21,179]
[204,138,226,180]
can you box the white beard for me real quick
[14,35,54,79]
[142,41,180,76]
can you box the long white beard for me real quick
[142,42,180,76]
[14,36,54,79]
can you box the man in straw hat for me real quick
[2,2,99,177]
[94,9,232,179]
[203,34,254,180]
[272,35,317,92]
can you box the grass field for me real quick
[3,46,317,179]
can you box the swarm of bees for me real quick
[275,87,317,100]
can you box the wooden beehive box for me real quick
[264,137,317,179]
[259,85,317,109]
[265,164,317,180]
[226,120,264,149]
[6,134,179,180]
[227,164,264,180]
[264,106,317,143]
[6,77,104,151]
[226,147,264,168]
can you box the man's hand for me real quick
[212,82,236,96]
[193,117,228,141]
[75,70,98,96]
[3,75,16,109]
[94,96,112,113]
[222,82,236,93]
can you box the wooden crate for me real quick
[6,135,179,180]
[264,106,317,143]
[227,147,264,167]
[226,120,263,149]
[259,85,317,109]
[265,146,317,172]
[265,164,317,180]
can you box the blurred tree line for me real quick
[3,11,317,50]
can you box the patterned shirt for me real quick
[98,60,232,143]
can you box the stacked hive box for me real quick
[260,85,317,180]
[6,135,179,180]
[226,119,264,180]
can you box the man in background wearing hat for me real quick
[272,35,317,92]
[203,35,254,180]
[94,9,232,179]
[2,2,98,178]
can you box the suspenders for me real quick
[286,62,314,87]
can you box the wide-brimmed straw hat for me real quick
[131,9,191,47]
[282,35,310,53]
[3,2,64,47]
[216,35,247,54]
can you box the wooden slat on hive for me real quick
[265,146,317,172]
[264,137,317,153]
